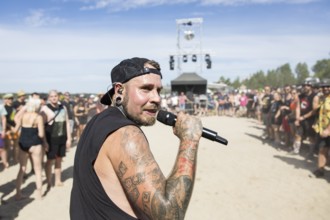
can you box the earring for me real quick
[115,96,122,106]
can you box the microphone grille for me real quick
[157,110,176,126]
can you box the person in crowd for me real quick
[239,91,248,117]
[270,92,284,147]
[13,90,26,112]
[280,85,294,147]
[161,94,169,111]
[0,100,8,169]
[61,92,76,142]
[193,94,200,115]
[166,95,173,112]
[227,92,235,117]
[170,93,179,112]
[255,89,263,124]
[86,95,98,122]
[233,91,241,117]
[223,93,231,116]
[74,98,88,141]
[199,93,208,116]
[14,98,45,200]
[3,93,19,163]
[312,79,330,177]
[14,92,42,176]
[261,86,273,140]
[95,93,106,113]
[42,90,72,189]
[185,91,195,115]
[217,92,225,116]
[70,57,203,220]
[293,81,318,155]
[178,91,188,112]
[280,88,300,150]
[246,90,256,118]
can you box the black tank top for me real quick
[70,107,139,220]
[299,92,316,116]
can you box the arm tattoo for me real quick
[118,162,127,178]
[151,176,193,220]
[116,126,197,220]
[122,168,146,202]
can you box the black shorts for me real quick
[316,134,330,148]
[46,142,66,159]
[296,119,316,138]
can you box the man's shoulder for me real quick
[104,125,148,155]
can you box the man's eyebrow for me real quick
[140,83,162,89]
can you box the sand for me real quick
[0,116,329,220]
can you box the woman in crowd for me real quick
[74,98,88,141]
[14,98,44,200]
[270,92,284,147]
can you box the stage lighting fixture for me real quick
[183,55,188,62]
[205,54,212,69]
[169,55,174,70]
[205,54,210,61]
[192,54,197,62]
[184,30,194,40]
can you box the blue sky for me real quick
[0,0,329,93]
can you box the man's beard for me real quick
[121,96,157,126]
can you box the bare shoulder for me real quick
[104,125,150,160]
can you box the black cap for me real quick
[320,78,330,87]
[302,77,320,87]
[100,57,162,105]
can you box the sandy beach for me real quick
[0,116,329,220]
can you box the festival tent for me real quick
[170,72,207,95]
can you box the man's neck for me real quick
[50,102,59,108]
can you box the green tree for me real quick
[313,59,330,79]
[266,69,277,88]
[217,76,231,85]
[277,63,295,87]
[231,76,240,89]
[295,62,309,84]
[247,70,266,89]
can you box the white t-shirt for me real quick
[0,104,8,132]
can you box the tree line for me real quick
[218,58,330,90]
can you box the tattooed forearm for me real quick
[142,192,152,219]
[151,176,193,220]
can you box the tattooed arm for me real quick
[107,112,202,220]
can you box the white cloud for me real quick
[200,0,319,5]
[1,24,328,92]
[78,0,320,11]
[24,9,65,27]
[80,0,170,11]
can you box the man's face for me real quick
[64,93,70,101]
[4,98,13,105]
[264,87,271,94]
[303,84,312,94]
[48,91,59,105]
[285,87,291,94]
[122,70,162,126]
[323,86,330,96]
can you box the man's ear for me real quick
[114,83,124,94]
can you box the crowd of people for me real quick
[162,79,329,179]
[1,78,329,202]
[0,90,105,200]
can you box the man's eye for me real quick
[141,86,152,91]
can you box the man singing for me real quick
[70,57,203,220]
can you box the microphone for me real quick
[157,110,228,145]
